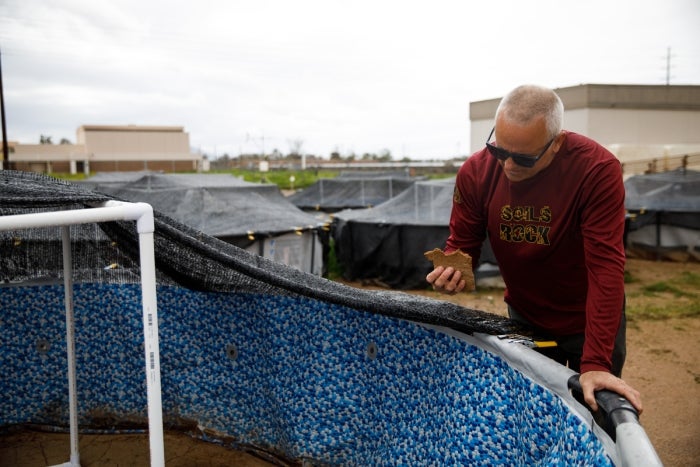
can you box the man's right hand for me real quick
[426,266,467,295]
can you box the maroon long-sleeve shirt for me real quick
[446,131,626,373]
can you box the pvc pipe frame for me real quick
[0,201,164,467]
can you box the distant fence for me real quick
[621,152,700,175]
[283,153,700,177]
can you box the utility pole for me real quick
[246,132,266,158]
[0,49,9,168]
[665,47,671,85]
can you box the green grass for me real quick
[229,168,340,190]
[45,172,89,181]
[677,271,700,288]
[627,302,700,320]
[641,281,696,298]
[626,271,700,320]
[623,269,637,284]
[324,237,343,281]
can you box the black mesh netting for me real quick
[332,177,500,289]
[0,170,521,336]
[623,168,700,259]
[624,168,700,231]
[78,172,326,241]
[288,172,422,212]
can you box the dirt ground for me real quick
[1,258,698,466]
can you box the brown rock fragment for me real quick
[424,248,476,291]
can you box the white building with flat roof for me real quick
[469,84,700,174]
[3,124,204,174]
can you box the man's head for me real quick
[488,85,565,182]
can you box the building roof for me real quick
[470,84,700,119]
[77,124,186,133]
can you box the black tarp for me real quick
[288,171,422,212]
[332,177,499,289]
[624,168,700,260]
[79,172,328,274]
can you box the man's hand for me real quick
[579,370,643,414]
[426,265,466,295]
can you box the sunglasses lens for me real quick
[487,144,508,161]
[512,155,536,168]
[486,128,553,169]
[487,144,536,168]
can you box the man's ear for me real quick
[552,131,566,153]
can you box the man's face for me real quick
[491,116,560,182]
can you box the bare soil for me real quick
[2,258,699,466]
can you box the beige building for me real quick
[469,84,700,174]
[2,124,204,174]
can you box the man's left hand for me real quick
[579,370,643,414]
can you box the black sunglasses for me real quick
[485,127,555,168]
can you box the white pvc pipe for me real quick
[616,423,664,467]
[138,229,164,465]
[0,201,164,467]
[62,226,80,467]
[0,202,154,233]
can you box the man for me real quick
[427,84,643,414]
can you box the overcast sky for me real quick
[1,0,699,160]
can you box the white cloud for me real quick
[1,0,699,157]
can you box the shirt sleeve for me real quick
[445,155,489,269]
[579,158,627,373]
